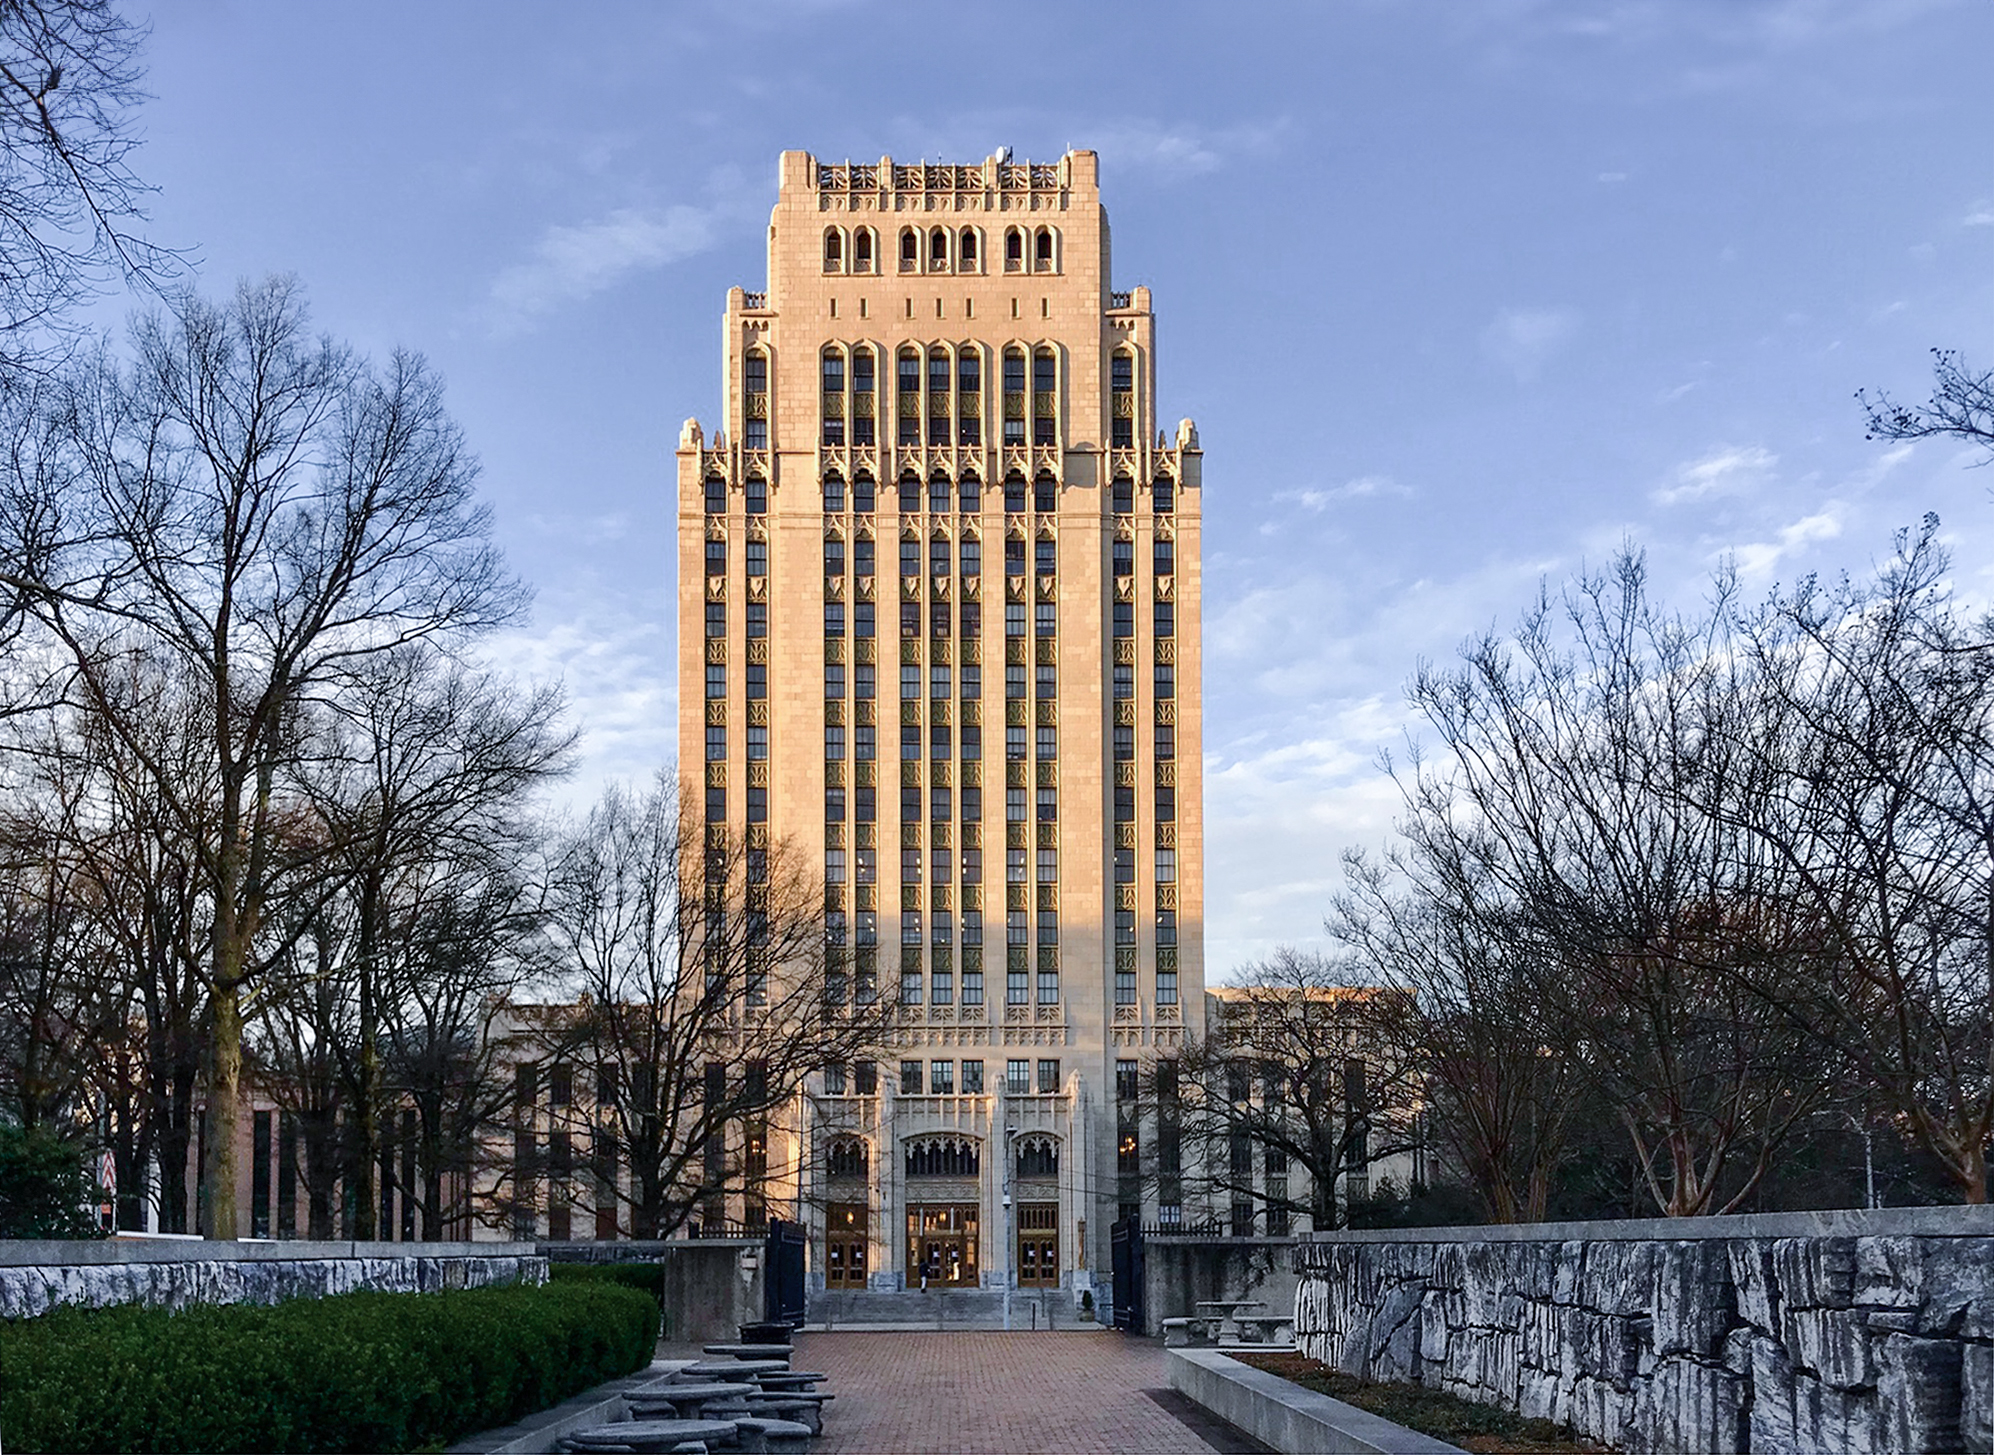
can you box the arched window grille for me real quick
[897,348,921,445]
[1017,1135,1059,1178]
[956,346,982,446]
[959,227,979,269]
[1005,227,1023,272]
[852,348,876,446]
[823,228,843,272]
[1111,349,1135,448]
[929,227,949,270]
[828,1137,869,1178]
[927,347,951,446]
[743,349,769,449]
[821,347,846,447]
[854,227,874,273]
[1002,349,1027,445]
[1033,226,1054,272]
[1031,348,1056,447]
[906,1136,980,1178]
[900,227,919,271]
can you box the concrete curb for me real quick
[1166,1348,1459,1455]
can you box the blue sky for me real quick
[125,0,1993,976]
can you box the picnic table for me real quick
[558,1416,737,1453]
[678,1358,790,1381]
[740,1392,833,1435]
[627,1381,758,1418]
[754,1370,827,1392]
[1196,1298,1268,1345]
[702,1342,793,1361]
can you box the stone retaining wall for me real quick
[1292,1206,1994,1455]
[0,1239,544,1319]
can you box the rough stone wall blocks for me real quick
[1293,1208,1994,1455]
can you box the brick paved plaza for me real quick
[794,1330,1264,1454]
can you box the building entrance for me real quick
[906,1202,980,1287]
[826,1201,869,1288]
[1018,1201,1059,1286]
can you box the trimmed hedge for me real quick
[0,1277,658,1453]
[548,1260,666,1305]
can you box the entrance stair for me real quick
[808,1286,1084,1331]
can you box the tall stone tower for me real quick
[676,150,1203,1306]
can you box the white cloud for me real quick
[1088,118,1289,177]
[1481,306,1580,382]
[1277,476,1412,511]
[1598,171,1630,182]
[1965,202,1994,228]
[484,168,759,334]
[1729,505,1844,577]
[488,206,721,332]
[1652,444,1778,505]
[475,609,677,807]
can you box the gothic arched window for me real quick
[1017,1135,1059,1178]
[828,1137,869,1178]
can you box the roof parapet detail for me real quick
[781,149,1099,205]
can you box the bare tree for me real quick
[1859,350,1994,462]
[1333,849,1581,1224]
[1173,949,1427,1232]
[0,751,118,1133]
[1401,551,1833,1216]
[0,0,177,364]
[299,649,570,1237]
[0,277,524,1236]
[1737,518,1994,1199]
[380,871,543,1240]
[540,773,887,1240]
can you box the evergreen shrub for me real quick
[0,1276,657,1453]
[547,1260,666,1309]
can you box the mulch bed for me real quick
[1231,1352,1613,1455]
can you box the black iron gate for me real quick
[1110,1217,1144,1332]
[764,1217,807,1328]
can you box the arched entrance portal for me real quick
[903,1136,981,1286]
[906,1202,980,1286]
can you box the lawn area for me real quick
[1231,1352,1612,1455]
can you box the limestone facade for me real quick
[675,150,1205,1294]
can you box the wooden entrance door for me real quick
[905,1202,980,1286]
[1017,1200,1059,1286]
[826,1201,869,1288]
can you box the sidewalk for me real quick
[796,1331,1268,1454]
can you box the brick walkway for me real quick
[795,1330,1265,1454]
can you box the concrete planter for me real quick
[1167,1347,1458,1455]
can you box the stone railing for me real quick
[1293,1206,1994,1455]
[0,1238,543,1320]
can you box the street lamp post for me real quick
[1001,1124,1017,1331]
